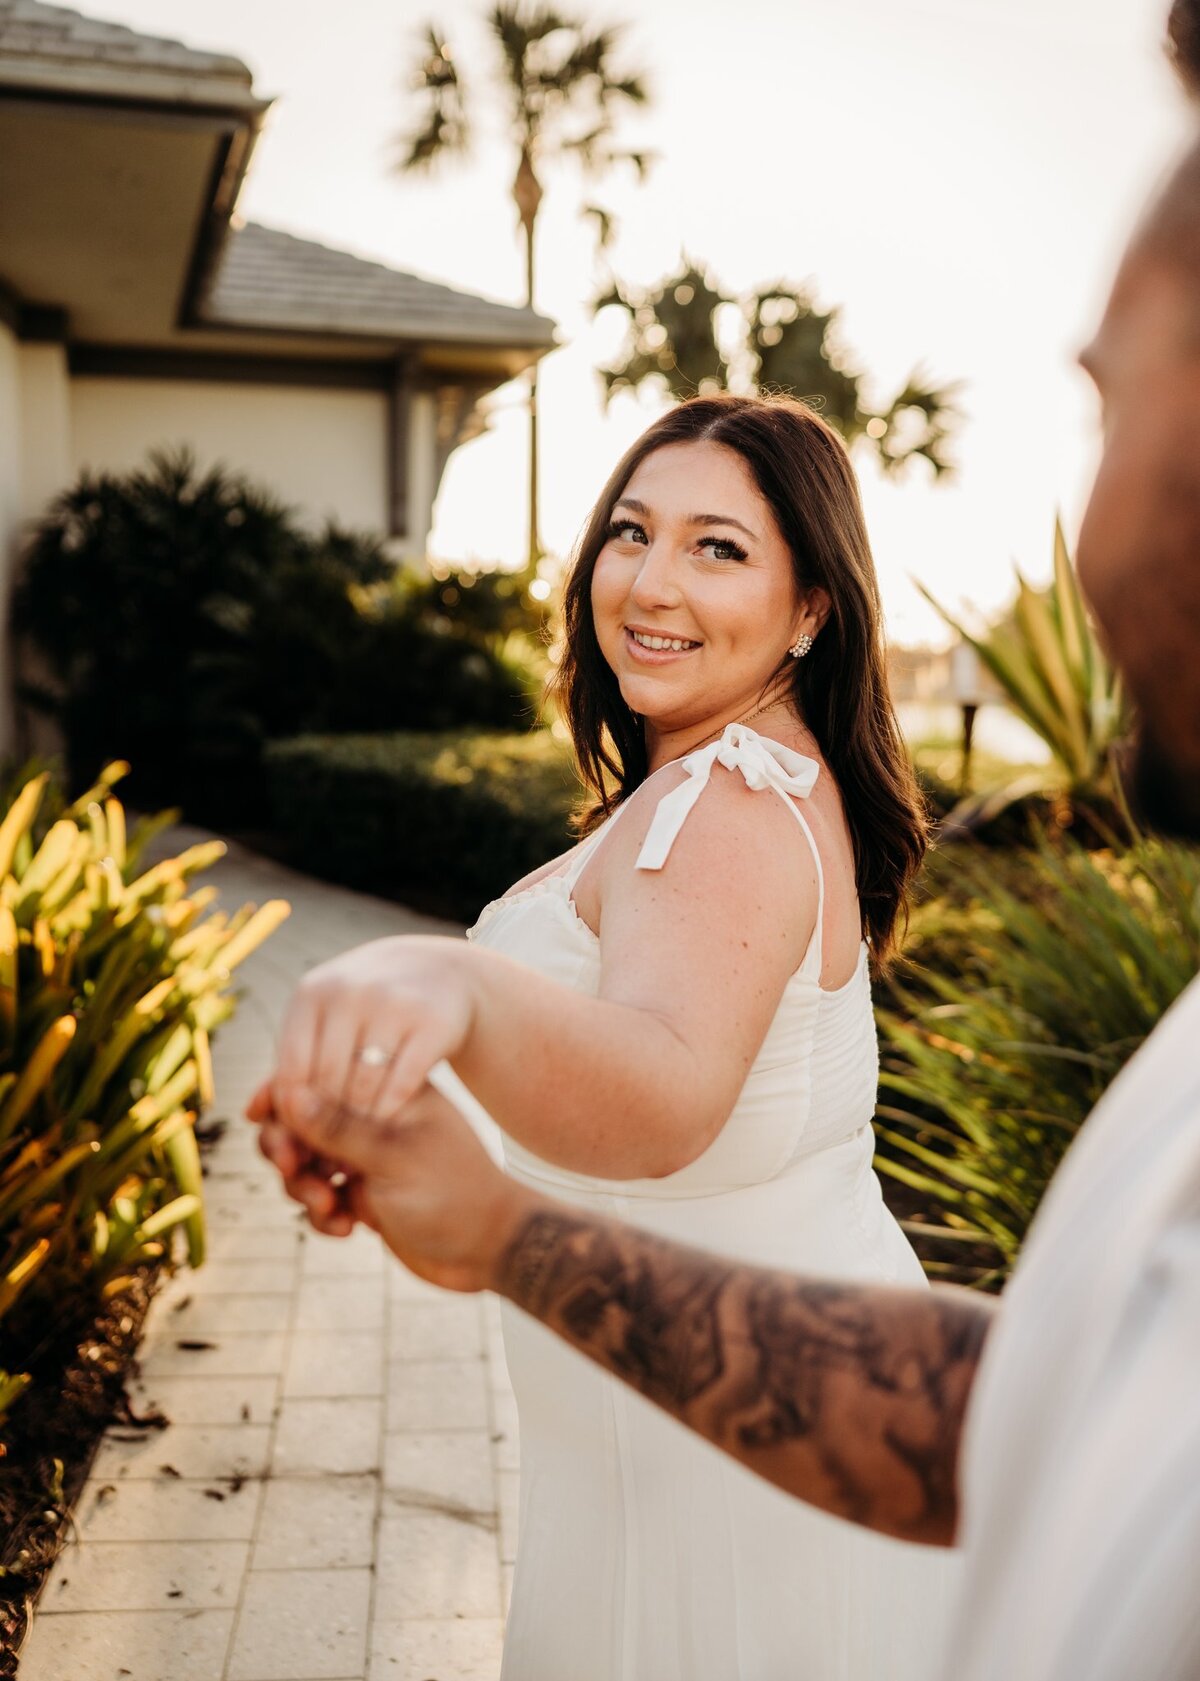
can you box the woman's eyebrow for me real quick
[690,511,758,540]
[616,497,759,541]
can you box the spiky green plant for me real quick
[876,834,1200,1287]
[921,521,1126,823]
[0,764,289,1428]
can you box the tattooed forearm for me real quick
[495,1209,995,1545]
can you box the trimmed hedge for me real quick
[266,730,581,922]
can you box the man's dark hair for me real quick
[1168,0,1200,96]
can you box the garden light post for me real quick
[951,638,984,793]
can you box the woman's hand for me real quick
[269,935,477,1143]
[248,1077,539,1293]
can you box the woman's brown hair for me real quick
[550,392,927,967]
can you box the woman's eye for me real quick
[607,519,646,544]
[698,537,748,563]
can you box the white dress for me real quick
[467,724,958,1681]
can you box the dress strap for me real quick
[560,801,627,892]
[636,723,827,975]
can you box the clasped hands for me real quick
[245,935,531,1293]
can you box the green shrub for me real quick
[398,562,550,646]
[876,833,1200,1287]
[0,763,289,1430]
[913,754,1125,851]
[310,608,540,737]
[12,451,544,825]
[266,729,579,921]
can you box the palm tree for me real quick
[398,7,650,569]
[596,260,961,479]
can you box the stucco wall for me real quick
[0,320,20,549]
[0,321,24,756]
[18,342,71,523]
[70,378,391,535]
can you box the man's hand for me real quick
[248,1077,537,1293]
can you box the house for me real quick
[0,0,556,751]
[887,641,1004,708]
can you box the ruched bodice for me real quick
[468,723,956,1681]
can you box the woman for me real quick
[259,394,956,1678]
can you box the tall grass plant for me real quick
[877,833,1200,1286]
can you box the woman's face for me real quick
[590,439,814,734]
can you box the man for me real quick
[253,18,1200,1676]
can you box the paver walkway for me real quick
[20,830,518,1681]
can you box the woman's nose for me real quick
[628,544,683,610]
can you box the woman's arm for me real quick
[275,764,824,1180]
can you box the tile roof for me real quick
[0,5,555,354]
[204,222,557,350]
[0,0,263,108]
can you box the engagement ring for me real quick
[354,1044,393,1068]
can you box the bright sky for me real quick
[106,0,1192,642]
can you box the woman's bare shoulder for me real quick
[576,752,819,932]
[609,748,814,860]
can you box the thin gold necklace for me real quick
[686,694,796,754]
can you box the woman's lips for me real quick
[623,627,702,665]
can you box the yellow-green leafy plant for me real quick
[875,834,1200,1287]
[0,763,289,1427]
[921,521,1127,828]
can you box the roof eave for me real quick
[0,59,269,115]
[177,112,270,329]
[199,313,559,354]
[179,319,559,378]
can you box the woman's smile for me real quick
[624,624,704,663]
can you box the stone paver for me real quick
[370,1617,506,1681]
[21,830,517,1681]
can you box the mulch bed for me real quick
[0,1268,166,1674]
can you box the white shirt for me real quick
[945,973,1200,1681]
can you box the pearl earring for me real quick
[788,633,814,659]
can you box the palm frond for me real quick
[552,25,621,86]
[488,3,573,86]
[869,370,963,478]
[581,202,616,250]
[594,259,730,404]
[560,122,608,167]
[622,147,655,178]
[395,24,470,172]
[604,72,649,105]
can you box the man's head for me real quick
[1076,127,1200,839]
